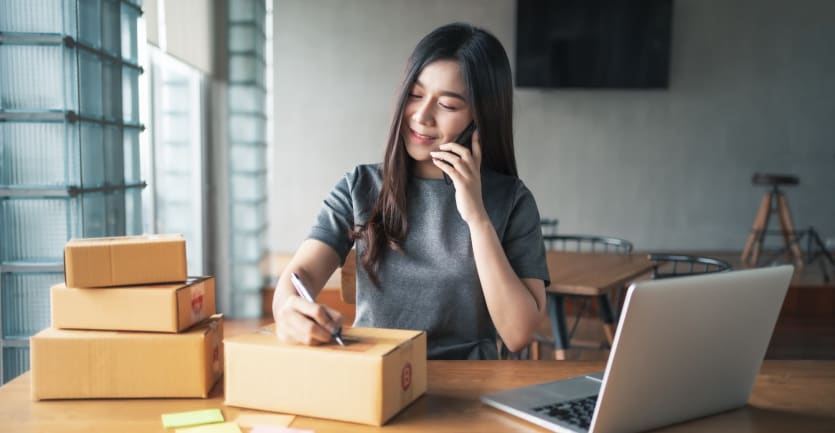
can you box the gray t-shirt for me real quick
[308,164,550,360]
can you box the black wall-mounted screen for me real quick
[515,0,673,89]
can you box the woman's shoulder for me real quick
[343,163,384,192]
[349,163,382,176]
[482,168,531,201]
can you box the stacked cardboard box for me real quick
[30,235,223,400]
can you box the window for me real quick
[0,0,144,383]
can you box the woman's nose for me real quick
[411,100,434,126]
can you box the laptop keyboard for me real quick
[533,395,598,430]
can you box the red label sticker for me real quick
[401,362,412,391]
[191,293,203,315]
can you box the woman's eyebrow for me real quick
[414,80,467,102]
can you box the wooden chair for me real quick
[648,253,732,279]
[544,235,633,254]
[539,234,634,360]
[540,218,559,236]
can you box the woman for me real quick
[273,22,550,360]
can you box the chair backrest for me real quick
[647,253,732,279]
[543,234,633,254]
[540,218,559,237]
[341,249,357,304]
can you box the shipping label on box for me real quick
[224,326,427,426]
[31,315,223,400]
[51,276,216,332]
[64,234,187,287]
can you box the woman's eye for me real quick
[409,93,422,99]
[439,102,458,111]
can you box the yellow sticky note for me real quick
[176,422,242,433]
[162,409,224,429]
[234,413,295,428]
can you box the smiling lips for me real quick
[408,127,437,144]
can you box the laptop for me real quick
[481,265,793,433]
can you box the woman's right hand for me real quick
[274,294,344,345]
[272,239,344,345]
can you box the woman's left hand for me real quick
[431,130,489,225]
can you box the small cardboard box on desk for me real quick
[225,326,427,426]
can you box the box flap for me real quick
[65,233,185,247]
[225,326,424,358]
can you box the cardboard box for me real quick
[64,234,187,287]
[51,277,216,332]
[31,315,223,400]
[224,327,427,426]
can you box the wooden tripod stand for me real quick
[741,174,804,268]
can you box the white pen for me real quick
[289,272,346,346]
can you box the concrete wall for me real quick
[142,0,230,306]
[144,0,220,76]
[270,0,835,253]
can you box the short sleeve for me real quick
[307,172,356,264]
[502,184,551,287]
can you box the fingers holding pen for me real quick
[276,296,344,345]
[275,298,322,344]
[294,296,344,333]
[285,313,333,345]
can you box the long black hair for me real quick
[354,22,517,286]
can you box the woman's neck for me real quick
[411,159,444,179]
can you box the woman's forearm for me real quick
[468,217,546,352]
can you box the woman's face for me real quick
[401,59,473,178]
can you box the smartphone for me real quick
[455,121,477,150]
[443,122,477,185]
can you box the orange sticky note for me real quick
[250,427,312,433]
[175,422,242,433]
[234,413,294,428]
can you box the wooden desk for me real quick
[543,252,655,357]
[344,250,654,301]
[546,251,655,297]
[1,360,832,432]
